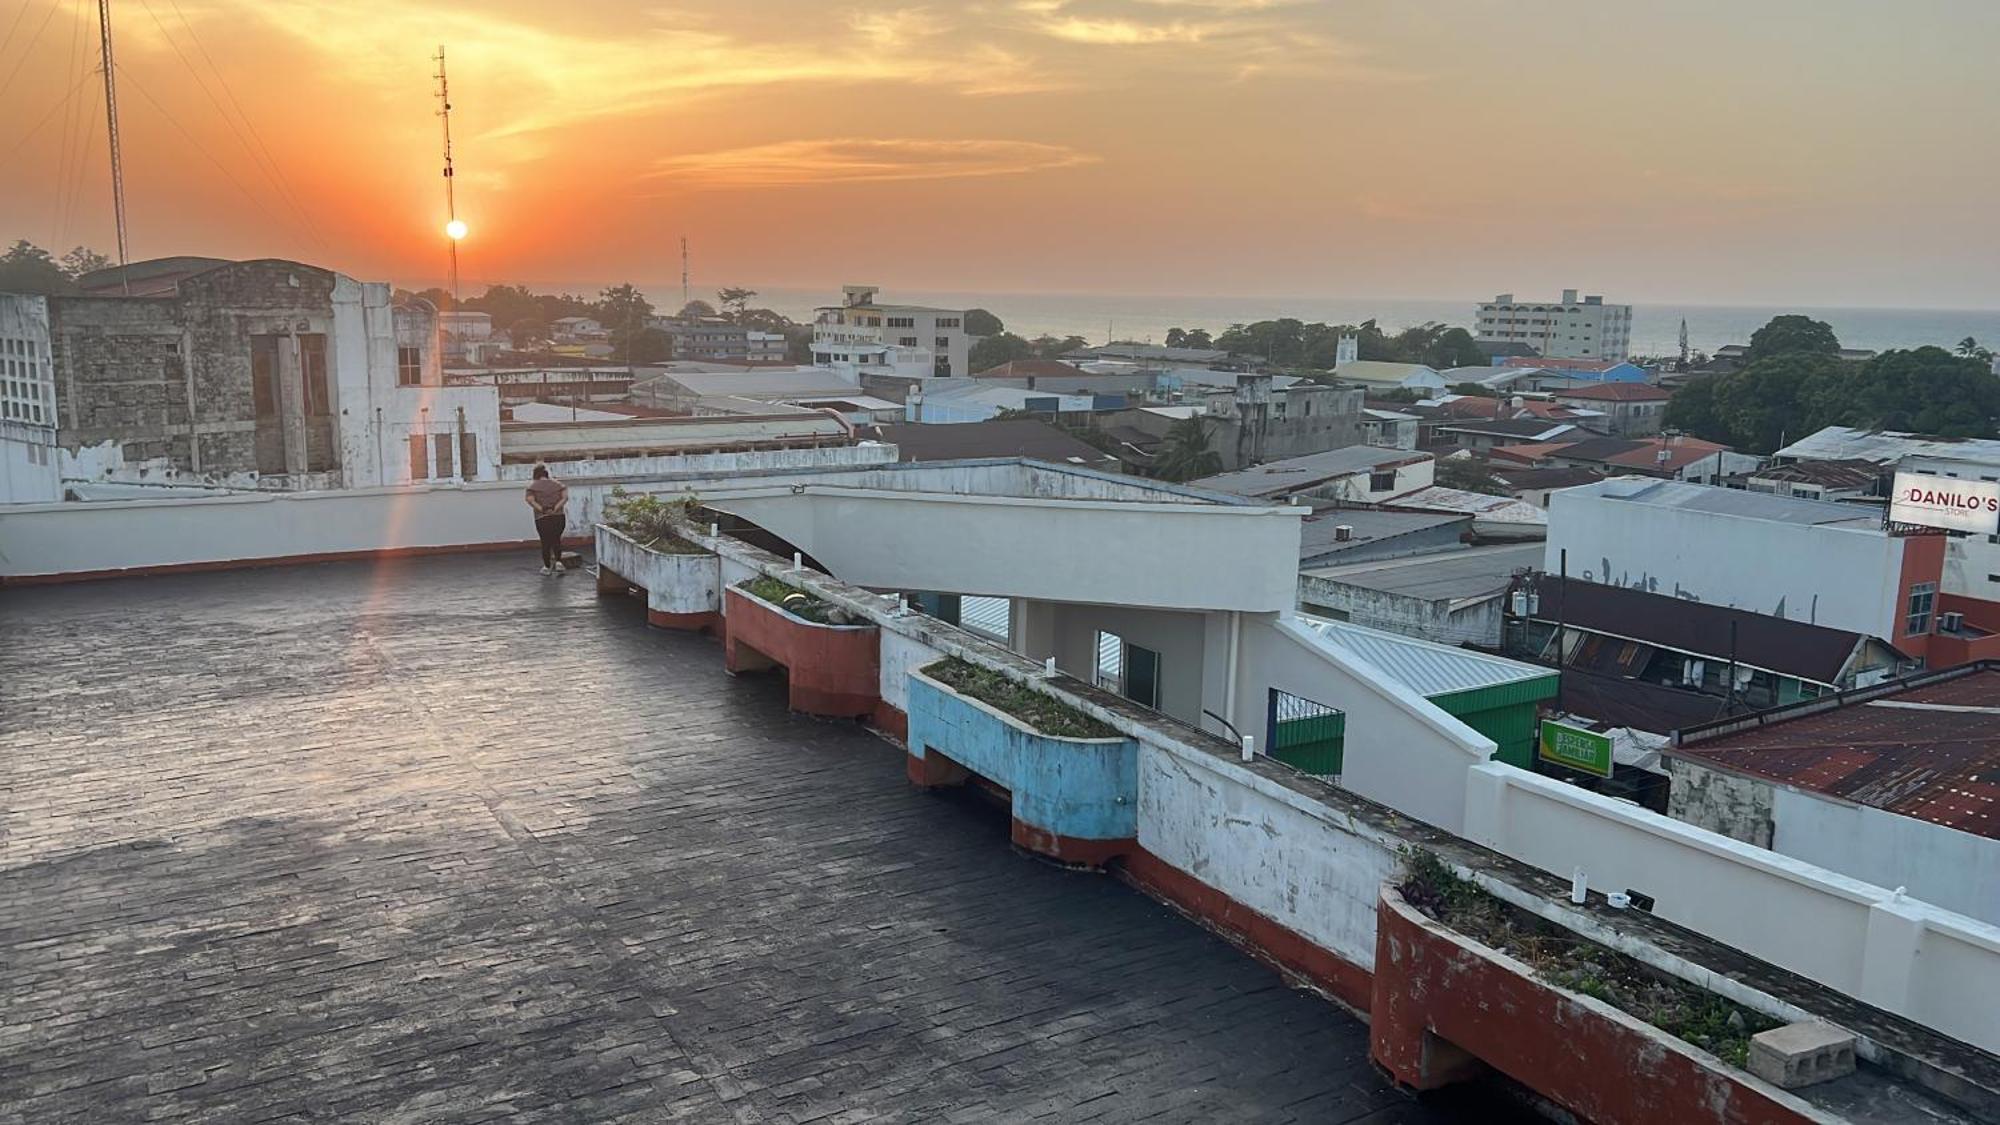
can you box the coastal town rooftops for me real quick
[1434,418,1579,441]
[1548,434,1732,473]
[635,367,863,400]
[1300,542,1544,602]
[973,359,1090,380]
[863,420,1118,468]
[1297,508,1470,563]
[1532,575,1899,684]
[1773,426,2000,466]
[1061,343,1235,365]
[1673,663,2000,839]
[1575,477,1887,532]
[1189,446,1429,499]
[1551,383,1673,403]
[1488,466,1603,491]
[1298,614,1556,697]
[1748,459,1884,491]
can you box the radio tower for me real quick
[680,236,690,309]
[97,0,130,293]
[434,46,462,308]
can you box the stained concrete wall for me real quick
[1295,577,1505,648]
[1663,755,1776,847]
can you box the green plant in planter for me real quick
[1395,848,1780,1068]
[923,657,1118,739]
[606,486,705,553]
[740,575,857,626]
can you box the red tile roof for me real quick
[1554,383,1673,402]
[1675,667,2000,838]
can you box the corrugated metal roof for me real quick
[1594,478,1884,530]
[1674,668,2000,839]
[1297,614,1556,697]
[1773,426,2000,466]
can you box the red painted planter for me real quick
[723,584,880,720]
[1371,888,1820,1124]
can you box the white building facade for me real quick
[811,285,970,380]
[0,294,60,503]
[1475,289,1632,360]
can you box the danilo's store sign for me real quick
[1889,471,2000,534]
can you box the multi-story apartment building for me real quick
[811,285,970,380]
[1475,289,1632,360]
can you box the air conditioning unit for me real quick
[1941,611,1965,634]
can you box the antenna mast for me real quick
[434,46,459,308]
[97,0,130,293]
[680,236,690,308]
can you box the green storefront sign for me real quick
[1538,720,1613,778]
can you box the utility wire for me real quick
[0,0,62,104]
[114,61,290,237]
[137,0,326,254]
[0,1,33,62]
[166,0,325,254]
[0,67,96,166]
[51,0,88,242]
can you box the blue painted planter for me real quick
[906,668,1137,855]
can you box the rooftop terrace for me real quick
[0,553,1511,1123]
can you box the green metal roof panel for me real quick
[1298,615,1559,698]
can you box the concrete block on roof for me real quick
[1746,1021,1856,1089]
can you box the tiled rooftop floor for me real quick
[1,553,1515,1123]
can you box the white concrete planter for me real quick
[596,524,720,617]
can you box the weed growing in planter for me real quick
[1397,849,1781,1068]
[740,575,858,625]
[923,658,1119,740]
[606,487,706,553]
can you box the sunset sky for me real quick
[4,0,1999,307]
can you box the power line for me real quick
[0,1,33,62]
[114,61,289,239]
[141,0,327,254]
[0,0,62,104]
[0,68,97,166]
[50,0,89,240]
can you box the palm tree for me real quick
[1958,336,1984,359]
[1155,415,1222,482]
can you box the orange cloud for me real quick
[645,138,1098,188]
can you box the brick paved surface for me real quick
[1,553,1520,1123]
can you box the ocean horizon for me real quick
[608,283,2000,361]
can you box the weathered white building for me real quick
[7,259,502,498]
[0,294,59,503]
[811,285,970,380]
[1475,289,1632,360]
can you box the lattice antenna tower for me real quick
[98,0,131,292]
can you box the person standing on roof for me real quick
[526,465,569,575]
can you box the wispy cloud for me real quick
[1036,16,1214,44]
[646,137,1098,188]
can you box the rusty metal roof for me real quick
[1673,667,2000,838]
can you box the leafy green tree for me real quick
[1746,315,1839,362]
[595,283,655,331]
[1032,334,1087,359]
[964,308,1004,337]
[1435,458,1508,495]
[1663,376,1727,443]
[1711,353,1842,452]
[0,240,75,294]
[1450,382,1496,398]
[1834,347,1999,437]
[716,286,757,322]
[1182,327,1213,349]
[59,246,112,278]
[1154,415,1222,482]
[1165,327,1188,348]
[679,299,717,319]
[508,318,549,349]
[621,327,674,365]
[971,332,1035,371]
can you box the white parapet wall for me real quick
[1461,761,2000,1054]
